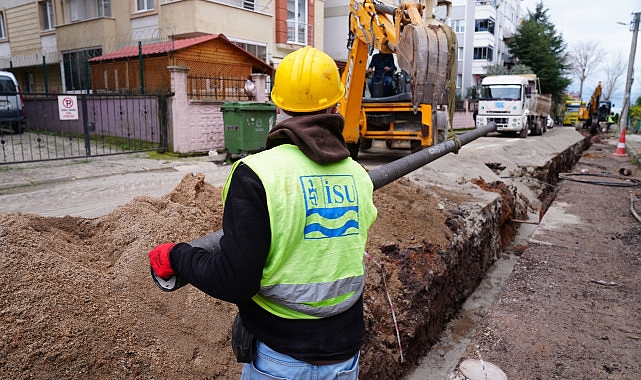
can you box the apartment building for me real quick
[451,0,522,97]
[0,0,324,93]
[323,0,523,99]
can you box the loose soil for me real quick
[2,130,640,379]
[0,174,453,379]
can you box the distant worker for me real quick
[149,46,378,379]
[606,112,614,132]
[367,52,396,97]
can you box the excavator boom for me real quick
[338,0,457,156]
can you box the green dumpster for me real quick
[221,102,276,155]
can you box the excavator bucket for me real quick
[397,24,450,109]
[396,1,457,117]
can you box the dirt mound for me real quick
[0,173,452,379]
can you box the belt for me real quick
[307,359,348,366]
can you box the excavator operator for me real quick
[367,51,397,97]
[148,46,378,379]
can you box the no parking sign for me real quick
[58,95,79,120]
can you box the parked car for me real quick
[0,71,26,134]
[547,115,554,129]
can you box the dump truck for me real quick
[475,74,551,138]
[337,0,457,158]
[562,99,584,126]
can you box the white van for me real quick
[0,71,26,134]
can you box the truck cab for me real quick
[475,74,550,138]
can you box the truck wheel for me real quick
[519,124,528,138]
[12,121,25,134]
[360,138,373,150]
[410,140,423,153]
[347,143,360,159]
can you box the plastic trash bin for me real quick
[221,102,276,155]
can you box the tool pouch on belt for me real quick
[231,313,254,363]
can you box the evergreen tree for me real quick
[507,2,570,104]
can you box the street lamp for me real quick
[619,12,640,132]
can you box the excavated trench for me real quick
[359,134,592,379]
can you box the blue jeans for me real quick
[241,341,360,380]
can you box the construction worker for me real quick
[606,112,614,132]
[149,46,377,379]
[367,51,396,97]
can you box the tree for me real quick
[507,2,571,105]
[483,63,533,76]
[601,52,626,102]
[484,64,508,76]
[509,64,534,75]
[630,95,641,130]
[568,40,603,99]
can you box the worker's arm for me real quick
[168,163,271,303]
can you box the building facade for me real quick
[0,0,324,93]
[448,0,522,98]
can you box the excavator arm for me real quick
[337,0,457,148]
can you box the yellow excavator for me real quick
[579,82,602,132]
[337,0,457,158]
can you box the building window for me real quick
[451,19,464,33]
[458,47,464,61]
[287,0,308,45]
[39,1,55,31]
[473,46,494,61]
[232,40,268,62]
[0,10,6,39]
[67,0,111,22]
[475,18,495,34]
[63,48,102,91]
[242,0,255,10]
[136,0,154,13]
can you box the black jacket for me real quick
[170,113,366,362]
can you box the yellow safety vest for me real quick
[223,144,377,319]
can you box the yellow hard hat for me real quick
[271,47,345,113]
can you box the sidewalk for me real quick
[622,131,641,166]
[453,131,641,378]
[0,152,229,191]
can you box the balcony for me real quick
[56,17,117,52]
[287,20,312,46]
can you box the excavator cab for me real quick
[337,0,457,158]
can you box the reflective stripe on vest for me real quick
[259,273,365,317]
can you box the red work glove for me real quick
[148,243,176,280]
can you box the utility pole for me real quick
[619,11,640,131]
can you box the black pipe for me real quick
[153,123,496,290]
[369,122,497,190]
[189,229,224,254]
[373,2,398,16]
[190,123,496,251]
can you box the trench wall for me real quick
[359,134,591,379]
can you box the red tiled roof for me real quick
[89,34,223,61]
[88,34,273,74]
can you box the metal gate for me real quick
[0,92,168,164]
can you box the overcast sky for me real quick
[520,0,640,110]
